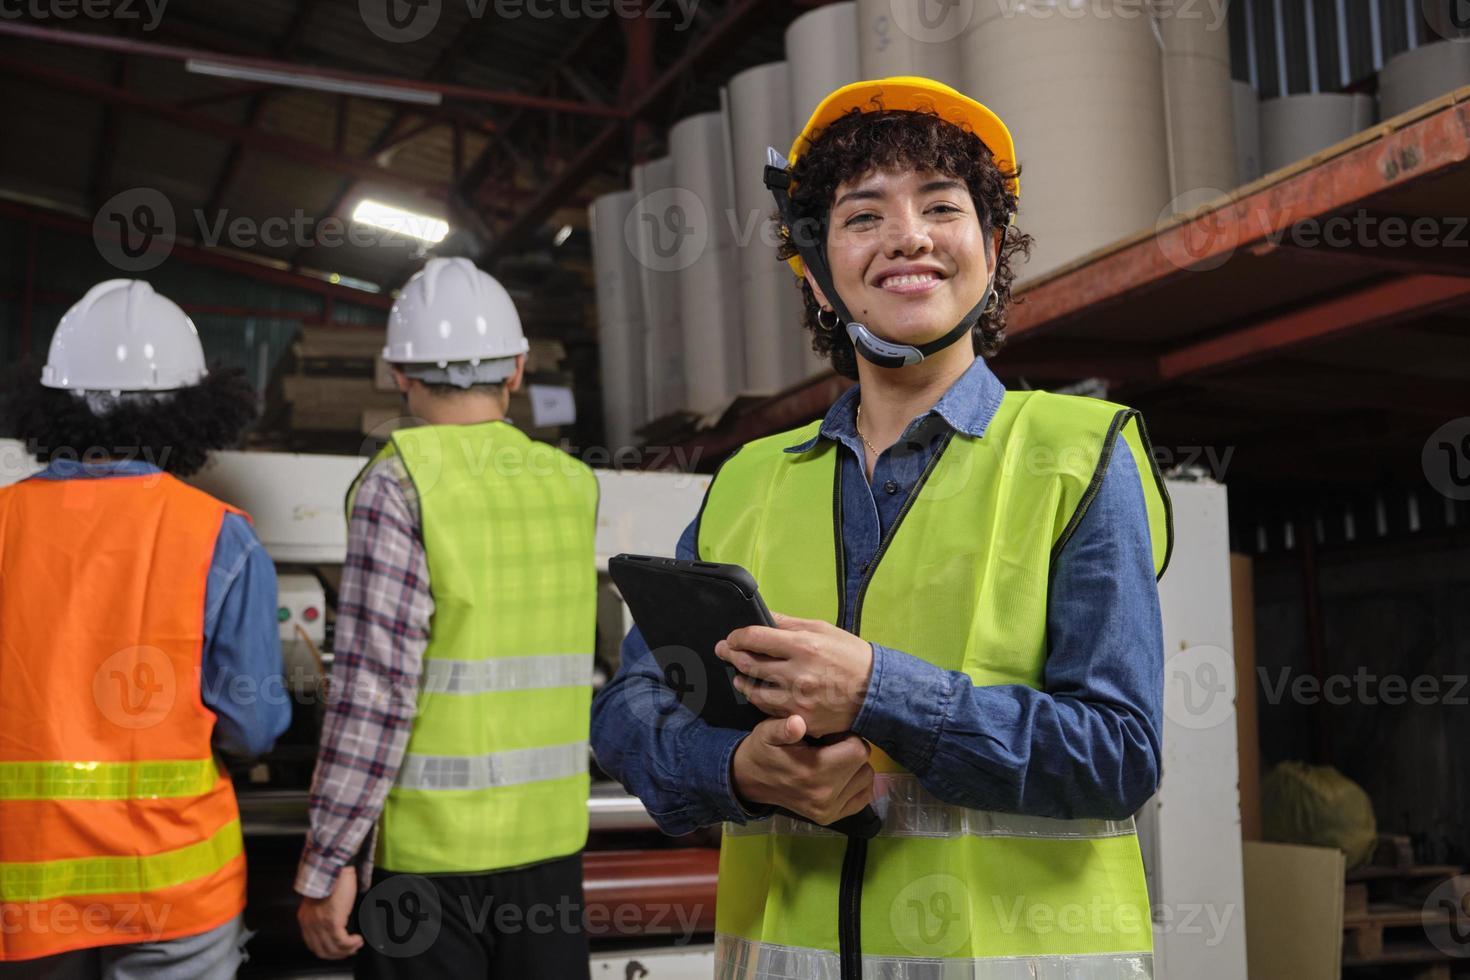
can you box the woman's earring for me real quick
[983,292,1000,316]
[817,307,840,330]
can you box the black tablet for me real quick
[608,553,883,839]
[607,553,769,731]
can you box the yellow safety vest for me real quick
[698,389,1173,979]
[348,420,599,873]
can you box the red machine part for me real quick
[582,848,718,939]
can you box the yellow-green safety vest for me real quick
[348,420,599,873]
[697,389,1173,979]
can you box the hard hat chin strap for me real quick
[764,147,1006,371]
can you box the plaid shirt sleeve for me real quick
[294,455,432,899]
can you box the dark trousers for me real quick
[353,852,590,980]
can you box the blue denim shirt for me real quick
[27,459,290,759]
[591,357,1165,832]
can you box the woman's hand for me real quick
[730,714,875,825]
[715,612,874,738]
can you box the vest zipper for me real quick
[835,430,957,980]
[839,836,868,980]
[832,456,848,629]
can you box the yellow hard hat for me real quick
[780,76,1019,278]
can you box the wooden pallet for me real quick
[1342,835,1469,976]
[1344,904,1459,960]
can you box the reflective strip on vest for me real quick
[395,741,586,791]
[0,759,221,801]
[723,773,1135,841]
[0,819,243,903]
[421,654,593,695]
[715,935,1153,980]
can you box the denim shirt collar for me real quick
[784,356,1007,454]
[35,458,163,480]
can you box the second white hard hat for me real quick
[383,258,529,368]
[41,279,208,393]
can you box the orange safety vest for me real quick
[0,473,248,961]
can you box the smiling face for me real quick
[806,166,996,349]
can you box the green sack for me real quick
[1262,761,1378,868]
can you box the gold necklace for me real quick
[855,402,880,456]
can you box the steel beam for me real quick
[0,59,449,197]
[1156,274,1470,381]
[0,200,393,312]
[204,1,318,217]
[89,54,129,210]
[453,18,610,209]
[485,0,773,262]
[0,22,625,117]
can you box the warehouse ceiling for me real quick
[0,0,797,293]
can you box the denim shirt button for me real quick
[883,480,899,495]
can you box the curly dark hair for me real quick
[775,105,1034,380]
[5,366,259,477]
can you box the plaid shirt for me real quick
[295,454,432,899]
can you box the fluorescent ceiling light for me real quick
[351,199,450,244]
[185,59,443,106]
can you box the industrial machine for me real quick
[0,438,1247,978]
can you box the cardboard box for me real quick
[283,376,401,431]
[1243,841,1344,980]
[527,338,566,374]
[507,392,564,444]
[295,326,381,360]
[526,384,576,427]
[1231,552,1261,841]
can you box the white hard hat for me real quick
[383,258,529,369]
[41,279,208,392]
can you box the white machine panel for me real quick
[591,945,715,979]
[1142,478,1249,979]
[594,469,710,569]
[187,450,369,564]
[276,571,327,685]
[186,450,709,570]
